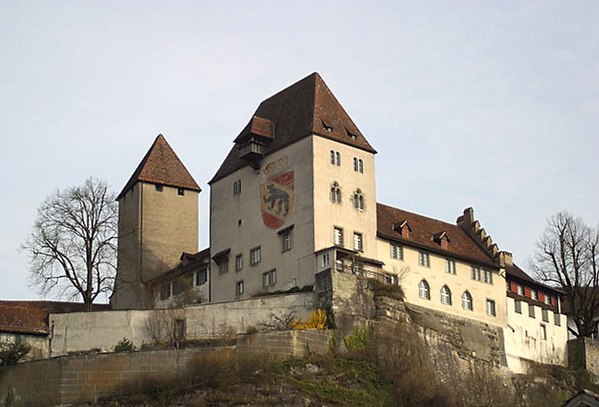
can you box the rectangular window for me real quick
[544,294,551,305]
[235,280,244,296]
[531,289,537,300]
[281,230,292,252]
[195,267,208,286]
[353,232,363,252]
[540,324,547,340]
[554,312,561,326]
[418,252,430,268]
[177,188,185,196]
[218,258,229,274]
[517,284,524,295]
[471,266,481,281]
[483,269,493,284]
[542,309,549,322]
[515,300,522,314]
[529,304,535,318]
[155,184,163,192]
[235,254,243,271]
[335,151,341,166]
[263,269,277,287]
[486,299,496,317]
[330,150,335,164]
[353,157,359,172]
[233,180,242,196]
[390,244,403,260]
[334,227,344,246]
[445,259,456,274]
[250,247,262,265]
[322,253,330,268]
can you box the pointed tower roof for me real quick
[117,134,201,199]
[210,72,376,183]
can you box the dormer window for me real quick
[346,129,358,140]
[322,120,333,133]
[393,221,411,238]
[433,232,450,250]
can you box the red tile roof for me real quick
[118,134,201,199]
[210,72,376,183]
[376,203,498,267]
[0,301,110,335]
[505,264,564,295]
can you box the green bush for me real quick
[0,341,31,366]
[343,325,371,353]
[114,337,136,353]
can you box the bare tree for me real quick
[22,178,117,310]
[530,211,599,337]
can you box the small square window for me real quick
[390,244,403,260]
[540,324,547,340]
[263,269,277,287]
[334,227,344,246]
[322,253,331,268]
[218,259,229,274]
[155,184,163,192]
[353,232,363,252]
[418,252,430,268]
[554,312,561,326]
[542,309,549,322]
[529,304,536,318]
[178,188,185,196]
[195,267,208,286]
[236,280,244,296]
[250,247,262,265]
[515,300,522,314]
[486,299,496,317]
[445,259,456,274]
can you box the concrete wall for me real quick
[376,238,507,327]
[504,296,568,373]
[50,292,313,356]
[0,330,333,407]
[210,137,316,301]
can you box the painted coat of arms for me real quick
[261,171,294,229]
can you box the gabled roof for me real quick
[118,134,201,199]
[210,72,376,184]
[377,203,498,267]
[505,263,564,295]
[148,248,211,287]
[0,301,110,335]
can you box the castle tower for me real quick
[208,73,377,301]
[111,134,201,309]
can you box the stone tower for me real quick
[111,134,200,309]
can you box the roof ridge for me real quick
[117,134,201,199]
[376,202,457,229]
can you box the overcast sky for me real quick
[1,1,597,301]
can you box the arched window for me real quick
[419,280,430,300]
[440,285,452,305]
[330,150,335,164]
[353,189,364,210]
[353,157,359,171]
[462,291,473,310]
[330,182,341,204]
[358,159,363,173]
[335,151,341,166]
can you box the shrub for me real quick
[0,341,31,366]
[246,325,258,335]
[114,337,136,353]
[291,309,327,330]
[343,325,371,353]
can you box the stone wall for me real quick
[568,337,599,378]
[0,330,333,406]
[50,292,313,356]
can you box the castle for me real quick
[109,72,568,373]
